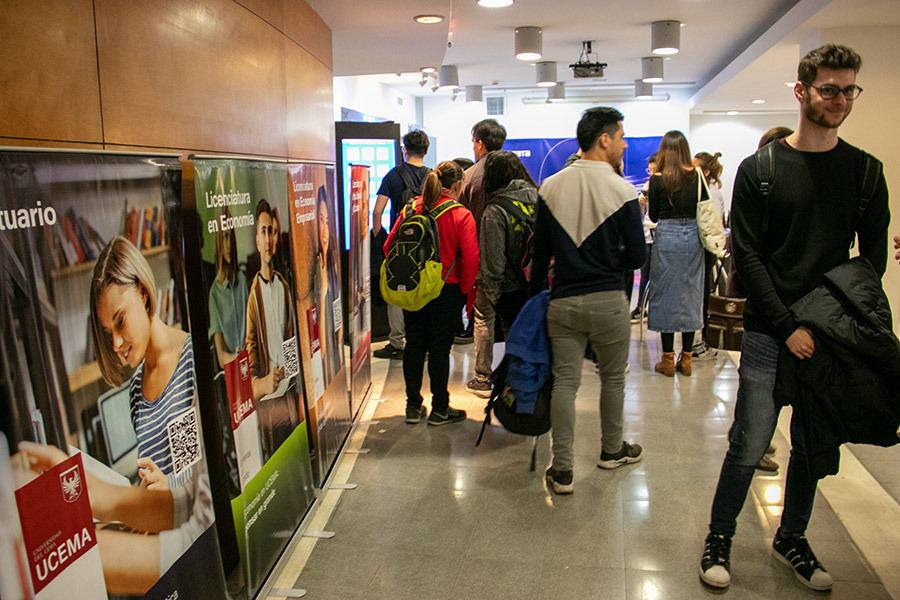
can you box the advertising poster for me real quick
[0,150,226,600]
[348,164,372,418]
[286,163,351,487]
[503,136,663,187]
[189,159,315,599]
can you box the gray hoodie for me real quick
[476,179,538,303]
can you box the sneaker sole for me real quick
[597,455,643,470]
[465,387,492,398]
[772,549,833,591]
[545,474,574,494]
[698,566,730,589]
[427,415,466,426]
[405,408,427,424]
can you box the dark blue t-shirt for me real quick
[377,162,430,226]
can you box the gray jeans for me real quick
[387,302,405,349]
[472,287,495,380]
[547,290,630,471]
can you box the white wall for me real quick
[821,26,900,335]
[333,76,419,130]
[689,112,799,215]
[421,89,691,163]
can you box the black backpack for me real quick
[755,142,881,247]
[486,195,536,288]
[475,354,551,471]
[397,163,430,210]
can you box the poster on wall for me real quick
[502,136,663,187]
[0,150,226,600]
[348,164,372,418]
[189,158,316,599]
[286,162,351,487]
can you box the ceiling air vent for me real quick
[486,96,505,116]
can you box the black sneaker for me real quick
[465,377,492,398]
[545,467,574,494]
[454,321,474,344]
[405,405,427,424]
[699,532,732,588]
[772,531,833,591]
[373,344,403,360]
[597,441,643,469]
[427,407,467,426]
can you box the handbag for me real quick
[695,168,726,256]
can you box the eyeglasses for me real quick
[802,82,863,100]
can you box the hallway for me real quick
[281,328,900,599]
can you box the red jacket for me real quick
[384,193,479,294]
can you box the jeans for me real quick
[709,331,818,538]
[472,287,496,381]
[387,303,405,349]
[403,283,465,414]
[547,290,630,471]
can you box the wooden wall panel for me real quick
[95,0,289,157]
[0,0,102,143]
[284,0,332,71]
[0,138,103,150]
[285,42,335,162]
[235,0,284,32]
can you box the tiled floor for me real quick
[286,328,898,599]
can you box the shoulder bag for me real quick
[695,167,726,256]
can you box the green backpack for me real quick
[379,198,461,311]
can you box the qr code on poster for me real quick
[167,406,202,478]
[282,336,299,379]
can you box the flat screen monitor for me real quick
[97,385,137,465]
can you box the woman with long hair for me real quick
[383,160,479,425]
[314,186,343,382]
[647,130,708,377]
[209,207,249,369]
[691,151,726,359]
[478,150,538,335]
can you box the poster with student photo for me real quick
[287,162,351,487]
[190,158,315,598]
[0,149,226,600]
[348,164,372,418]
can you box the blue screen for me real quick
[341,139,397,250]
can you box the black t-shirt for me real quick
[648,170,706,221]
[377,162,430,226]
[731,138,889,341]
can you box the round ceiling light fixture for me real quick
[466,85,484,104]
[515,26,542,61]
[420,66,437,74]
[548,82,566,103]
[635,80,654,100]
[641,57,664,83]
[536,62,557,87]
[439,65,460,89]
[477,0,514,6]
[414,14,445,24]
[651,20,680,55]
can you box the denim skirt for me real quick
[647,218,704,333]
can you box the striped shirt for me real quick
[130,336,196,488]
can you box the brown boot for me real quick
[655,352,675,377]
[676,351,692,376]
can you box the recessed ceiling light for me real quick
[477,0,514,6]
[784,81,796,87]
[727,110,739,115]
[752,99,766,104]
[421,67,436,74]
[414,14,445,24]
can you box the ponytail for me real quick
[422,161,464,211]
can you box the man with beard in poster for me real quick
[246,200,300,460]
[699,44,890,591]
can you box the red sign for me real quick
[224,350,255,430]
[15,453,97,595]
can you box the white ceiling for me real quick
[307,0,900,114]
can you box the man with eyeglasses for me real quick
[699,43,890,591]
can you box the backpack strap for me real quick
[429,198,462,218]
[755,142,775,234]
[396,162,420,195]
[850,152,881,248]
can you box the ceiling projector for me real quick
[570,40,607,78]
